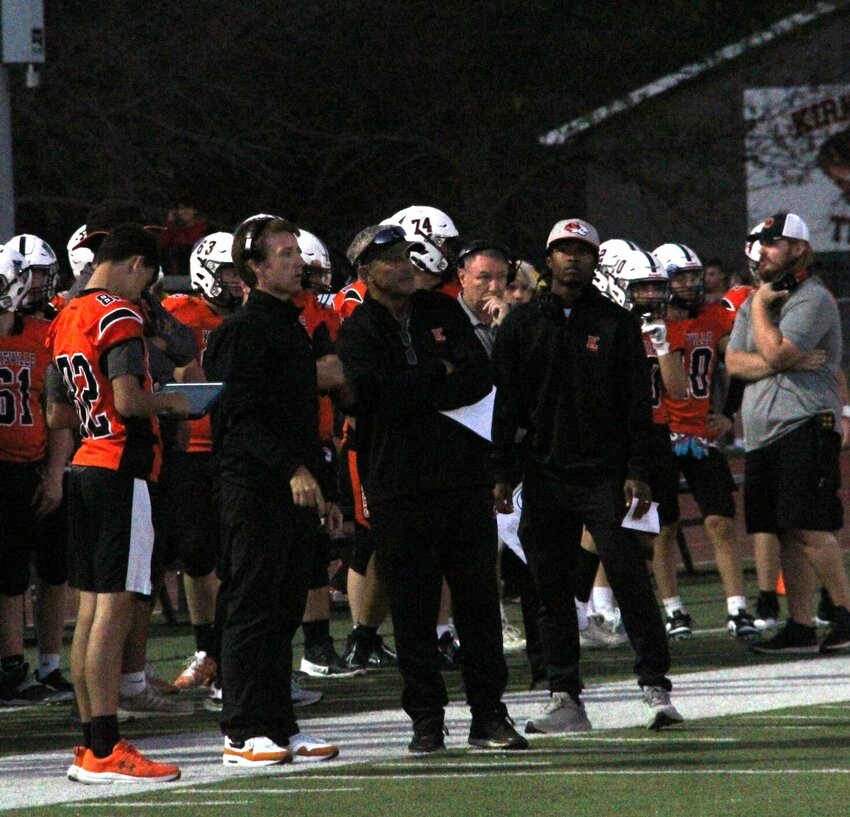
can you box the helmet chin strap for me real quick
[301,268,333,294]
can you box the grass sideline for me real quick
[3,564,850,816]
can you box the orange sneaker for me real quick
[145,663,180,695]
[67,745,87,781]
[172,651,217,690]
[76,740,181,783]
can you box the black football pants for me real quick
[370,488,507,728]
[519,470,672,696]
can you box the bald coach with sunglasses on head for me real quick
[336,224,527,754]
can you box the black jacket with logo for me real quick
[491,286,653,486]
[337,289,492,505]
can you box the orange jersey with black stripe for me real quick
[332,280,367,322]
[47,289,162,480]
[294,290,340,444]
[162,293,224,453]
[0,314,52,463]
[663,307,730,438]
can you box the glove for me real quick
[642,319,669,356]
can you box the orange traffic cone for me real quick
[776,572,786,596]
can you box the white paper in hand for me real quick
[495,483,527,564]
[621,497,660,535]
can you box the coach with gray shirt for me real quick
[726,212,850,654]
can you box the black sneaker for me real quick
[727,610,760,640]
[34,668,75,703]
[749,619,818,655]
[754,591,780,631]
[820,605,850,653]
[300,638,367,678]
[368,635,397,668]
[469,708,529,750]
[409,719,448,754]
[665,610,692,640]
[438,631,463,670]
[816,587,838,627]
[340,635,370,672]
[0,663,55,707]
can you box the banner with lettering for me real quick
[745,85,850,252]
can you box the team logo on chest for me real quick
[431,327,447,343]
[586,335,600,352]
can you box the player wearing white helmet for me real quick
[6,234,59,315]
[66,225,93,279]
[612,249,668,320]
[161,231,240,697]
[654,243,705,315]
[382,206,460,294]
[651,241,757,642]
[0,247,31,313]
[188,231,242,310]
[297,229,333,296]
[595,238,641,306]
[0,241,75,709]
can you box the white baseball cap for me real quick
[546,218,601,252]
[748,212,810,244]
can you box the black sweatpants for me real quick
[370,488,507,728]
[519,470,671,696]
[217,477,312,744]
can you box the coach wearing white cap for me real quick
[491,218,682,735]
[727,212,850,654]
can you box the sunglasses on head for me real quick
[356,225,409,266]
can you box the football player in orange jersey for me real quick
[161,232,242,694]
[651,243,758,641]
[46,225,188,782]
[0,244,75,706]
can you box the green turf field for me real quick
[2,565,850,816]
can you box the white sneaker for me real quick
[642,686,684,730]
[288,731,339,761]
[291,676,323,707]
[223,736,292,767]
[525,692,592,734]
[118,685,193,719]
[579,615,629,649]
[502,623,527,652]
[203,681,222,713]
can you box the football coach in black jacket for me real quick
[204,215,339,765]
[491,218,681,734]
[337,224,527,754]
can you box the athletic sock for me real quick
[38,653,61,678]
[193,623,216,656]
[119,671,146,698]
[90,715,120,759]
[575,599,589,631]
[663,597,686,617]
[302,619,330,650]
[591,586,615,616]
[726,595,747,616]
[436,624,452,639]
[82,722,92,749]
[352,623,378,651]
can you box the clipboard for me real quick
[159,382,225,420]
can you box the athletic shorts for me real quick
[745,417,843,534]
[156,450,219,577]
[67,466,155,594]
[0,460,68,596]
[677,447,737,520]
[646,425,680,526]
